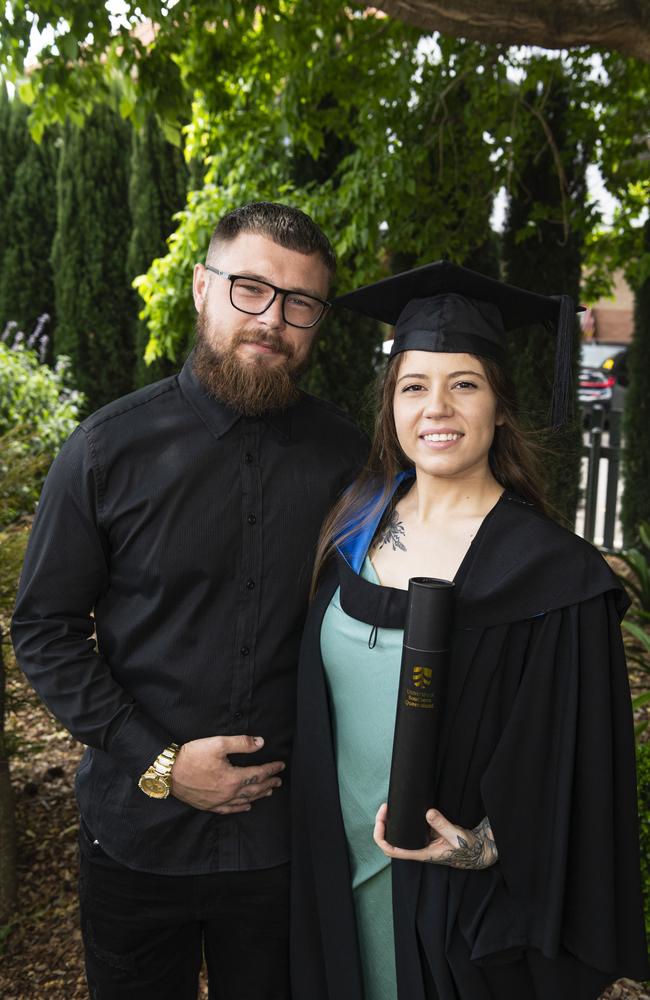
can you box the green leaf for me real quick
[623,619,650,652]
[640,522,650,552]
[67,107,85,128]
[161,120,182,147]
[119,97,135,120]
[60,32,78,62]
[17,79,35,105]
[29,116,45,144]
[632,691,650,709]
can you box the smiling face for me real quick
[190,231,330,414]
[193,231,329,369]
[392,350,503,483]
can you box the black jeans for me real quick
[78,825,290,1000]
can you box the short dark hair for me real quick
[207,202,336,279]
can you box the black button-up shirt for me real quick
[12,357,367,875]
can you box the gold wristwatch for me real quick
[138,743,180,799]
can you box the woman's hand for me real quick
[373,803,498,869]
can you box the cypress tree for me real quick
[127,114,188,387]
[502,66,586,525]
[0,89,31,325]
[621,217,650,543]
[0,124,59,342]
[52,106,135,409]
[0,85,13,300]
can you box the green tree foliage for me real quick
[622,218,650,544]
[127,113,188,387]
[583,55,650,297]
[134,5,420,364]
[0,86,31,293]
[288,91,383,413]
[501,59,593,523]
[0,123,59,341]
[584,56,650,544]
[3,3,649,456]
[52,105,136,409]
[0,341,83,527]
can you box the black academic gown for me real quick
[291,492,649,1000]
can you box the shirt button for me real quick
[246,578,255,590]
[240,646,250,656]
[247,513,257,525]
[233,711,243,721]
[244,453,254,464]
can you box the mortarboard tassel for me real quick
[549,294,575,430]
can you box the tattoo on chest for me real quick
[377,509,407,552]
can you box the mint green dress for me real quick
[320,557,402,1000]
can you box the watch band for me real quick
[138,742,180,799]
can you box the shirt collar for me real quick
[179,351,293,441]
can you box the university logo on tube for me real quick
[412,666,432,689]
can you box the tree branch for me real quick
[374,0,650,62]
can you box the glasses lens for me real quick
[283,292,325,328]
[231,277,275,314]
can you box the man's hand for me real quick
[170,735,285,814]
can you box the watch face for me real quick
[139,775,169,799]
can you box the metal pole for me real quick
[583,405,604,543]
[602,409,622,550]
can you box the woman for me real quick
[290,261,649,1000]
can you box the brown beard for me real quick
[192,306,312,416]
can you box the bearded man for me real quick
[12,202,368,1000]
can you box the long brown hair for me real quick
[310,353,548,596]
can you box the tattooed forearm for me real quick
[376,509,407,552]
[429,816,498,869]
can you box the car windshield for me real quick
[580,343,625,369]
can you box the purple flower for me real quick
[2,320,18,342]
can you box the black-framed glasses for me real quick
[205,265,330,329]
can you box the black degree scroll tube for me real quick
[385,576,454,850]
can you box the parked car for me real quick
[579,342,629,416]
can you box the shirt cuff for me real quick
[104,704,176,782]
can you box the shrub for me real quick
[0,335,83,527]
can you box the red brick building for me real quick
[581,270,634,344]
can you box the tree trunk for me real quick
[0,626,18,924]
[375,0,650,62]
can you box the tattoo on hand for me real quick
[429,816,498,869]
[377,510,407,552]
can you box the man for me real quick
[12,202,368,999]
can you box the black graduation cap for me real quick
[335,260,580,428]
